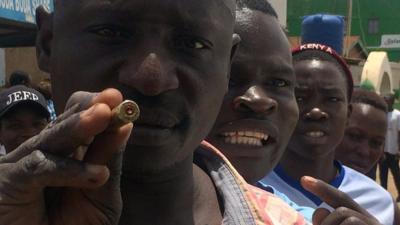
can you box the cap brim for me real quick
[0,100,50,120]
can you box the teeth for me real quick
[222,131,270,146]
[306,131,324,138]
[224,136,263,146]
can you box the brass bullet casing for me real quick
[110,100,140,128]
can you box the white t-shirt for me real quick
[260,162,395,225]
[385,109,400,155]
[0,145,5,155]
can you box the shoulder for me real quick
[341,166,393,207]
[341,166,394,224]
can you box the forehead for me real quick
[233,9,292,72]
[349,103,387,134]
[235,10,288,56]
[294,59,347,89]
[56,0,233,29]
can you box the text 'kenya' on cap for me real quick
[0,85,50,120]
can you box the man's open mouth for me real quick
[305,131,326,138]
[220,131,269,146]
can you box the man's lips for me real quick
[135,108,181,128]
[128,107,183,146]
[298,125,329,138]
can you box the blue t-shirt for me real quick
[256,182,314,223]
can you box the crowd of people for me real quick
[0,0,399,224]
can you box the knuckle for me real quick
[336,206,350,214]
[344,216,361,224]
[21,151,51,176]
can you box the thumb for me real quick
[312,208,330,225]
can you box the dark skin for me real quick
[207,8,382,225]
[335,103,387,174]
[0,105,48,153]
[0,0,240,224]
[280,59,384,225]
[206,9,299,183]
[49,1,238,224]
[280,59,351,183]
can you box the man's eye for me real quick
[268,79,290,88]
[97,28,121,37]
[194,41,206,49]
[370,140,383,148]
[6,123,20,129]
[175,36,210,50]
[329,97,340,102]
[296,96,304,102]
[89,26,129,39]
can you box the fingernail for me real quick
[86,165,107,183]
[81,104,98,118]
[302,176,318,185]
[87,164,105,175]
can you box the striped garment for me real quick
[195,141,310,225]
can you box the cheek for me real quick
[368,148,383,161]
[0,131,17,143]
[333,105,350,130]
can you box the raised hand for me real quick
[301,176,382,225]
[0,89,132,225]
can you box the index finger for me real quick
[301,176,371,216]
[64,88,123,112]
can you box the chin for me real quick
[121,143,190,176]
[232,157,272,184]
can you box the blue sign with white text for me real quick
[0,0,53,24]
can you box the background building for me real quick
[269,0,287,27]
[0,0,53,87]
[287,0,400,62]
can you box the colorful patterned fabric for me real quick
[196,141,310,225]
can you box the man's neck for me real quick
[119,155,221,225]
[280,148,337,183]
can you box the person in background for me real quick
[8,70,32,87]
[36,78,57,121]
[0,1,388,225]
[260,44,395,225]
[206,0,314,220]
[380,94,400,201]
[336,88,388,180]
[0,85,49,153]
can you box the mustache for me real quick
[120,89,188,124]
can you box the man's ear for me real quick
[36,5,53,73]
[230,33,241,63]
[346,103,353,125]
[225,33,241,93]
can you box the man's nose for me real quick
[355,139,370,157]
[119,53,179,96]
[305,107,329,120]
[233,86,277,115]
